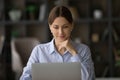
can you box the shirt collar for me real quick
[48,39,76,55]
[49,38,56,55]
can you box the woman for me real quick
[20,6,95,80]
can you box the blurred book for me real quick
[38,4,47,21]
[0,35,5,55]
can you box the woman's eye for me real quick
[53,26,59,29]
[63,26,69,28]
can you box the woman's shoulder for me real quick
[74,42,91,53]
[34,40,53,49]
[74,42,92,61]
[73,41,90,50]
[35,41,50,48]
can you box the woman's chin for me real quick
[57,38,68,42]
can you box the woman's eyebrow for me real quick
[52,22,70,26]
[53,24,58,26]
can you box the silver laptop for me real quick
[32,62,81,80]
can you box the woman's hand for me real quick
[58,39,77,56]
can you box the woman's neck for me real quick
[54,40,66,55]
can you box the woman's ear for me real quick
[49,24,51,27]
[49,24,52,33]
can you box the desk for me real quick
[96,78,120,80]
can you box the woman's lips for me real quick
[59,36,65,38]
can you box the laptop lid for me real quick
[32,62,81,80]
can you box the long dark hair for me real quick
[48,6,73,25]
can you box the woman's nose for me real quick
[59,28,63,34]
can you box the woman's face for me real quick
[49,17,73,42]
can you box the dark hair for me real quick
[48,6,73,25]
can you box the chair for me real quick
[11,37,40,80]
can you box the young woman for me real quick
[20,6,95,80]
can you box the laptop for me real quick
[32,62,81,80]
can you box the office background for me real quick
[0,0,120,80]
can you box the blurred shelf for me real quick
[75,18,108,23]
[0,20,47,25]
[75,18,120,24]
[0,18,119,25]
[112,18,120,22]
